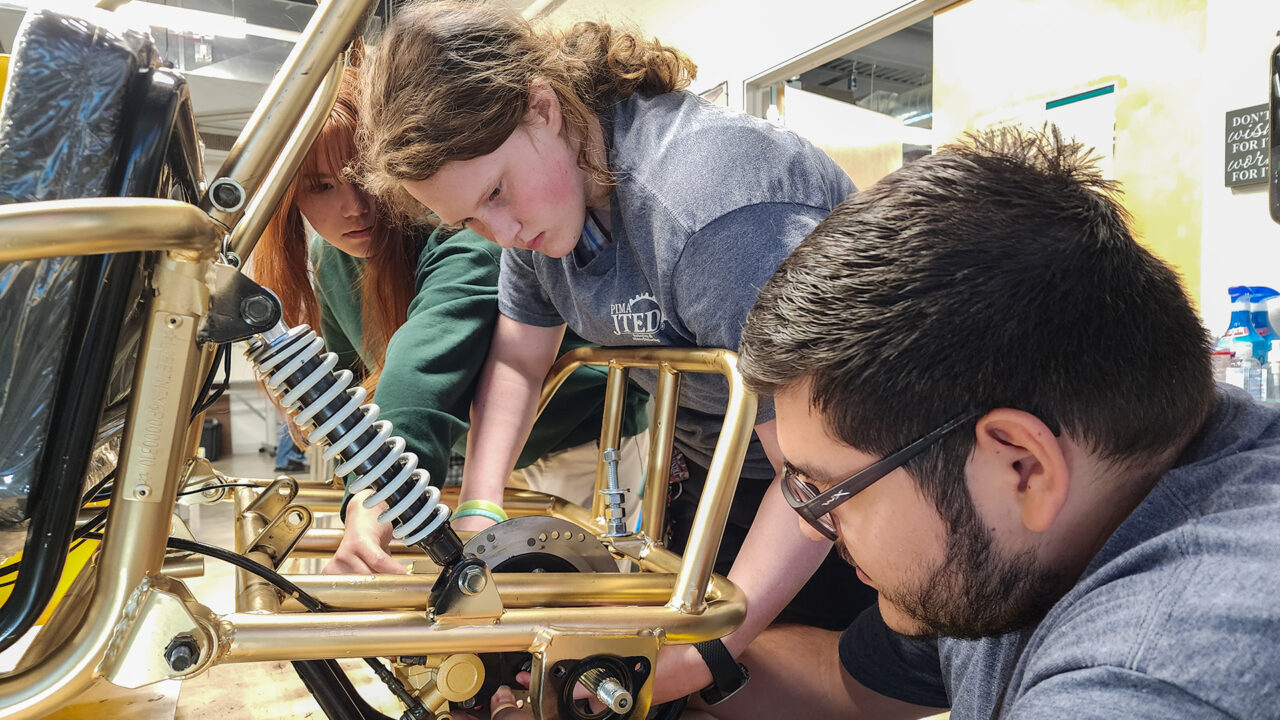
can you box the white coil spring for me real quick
[252,325,448,546]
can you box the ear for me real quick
[524,79,563,135]
[971,409,1070,533]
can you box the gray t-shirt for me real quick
[840,385,1280,718]
[498,91,854,477]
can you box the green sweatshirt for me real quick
[310,226,648,499]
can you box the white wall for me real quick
[1201,1,1280,336]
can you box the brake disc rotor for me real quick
[463,516,617,573]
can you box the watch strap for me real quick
[693,639,748,705]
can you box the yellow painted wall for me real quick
[933,0,1207,305]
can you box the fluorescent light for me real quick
[899,111,933,126]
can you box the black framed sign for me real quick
[1226,104,1269,187]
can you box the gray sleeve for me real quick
[1008,668,1233,720]
[671,202,830,424]
[839,605,949,709]
[497,247,564,327]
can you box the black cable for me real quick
[80,468,117,505]
[189,343,224,421]
[189,343,230,422]
[84,531,331,612]
[190,345,231,419]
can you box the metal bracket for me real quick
[177,457,230,506]
[102,575,219,689]
[242,476,299,522]
[248,504,313,567]
[197,262,281,344]
[529,634,660,720]
[428,557,504,623]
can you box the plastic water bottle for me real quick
[1225,342,1265,400]
[1269,339,1280,403]
[1212,349,1233,384]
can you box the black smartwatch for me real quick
[692,639,749,705]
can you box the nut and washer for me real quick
[458,565,487,595]
[164,634,200,673]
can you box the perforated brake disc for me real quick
[462,516,618,573]
[455,516,622,716]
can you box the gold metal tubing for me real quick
[234,487,282,612]
[0,198,222,263]
[643,364,680,542]
[280,573,681,611]
[667,351,755,614]
[222,582,745,663]
[228,57,344,260]
[290,528,421,558]
[593,362,630,520]
[292,527,344,555]
[163,554,205,578]
[202,0,372,230]
[536,348,757,614]
[540,348,747,401]
[0,261,208,718]
[251,484,560,518]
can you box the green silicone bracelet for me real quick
[453,499,508,521]
[450,508,506,524]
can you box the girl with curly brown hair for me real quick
[357,1,872,704]
[254,66,649,575]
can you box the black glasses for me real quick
[781,410,981,541]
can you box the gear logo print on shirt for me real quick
[609,293,666,344]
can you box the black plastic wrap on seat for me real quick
[0,9,155,524]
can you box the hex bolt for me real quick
[209,178,245,212]
[599,448,628,536]
[603,448,620,491]
[164,634,200,673]
[240,295,276,327]
[458,565,487,595]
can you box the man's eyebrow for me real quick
[783,459,840,487]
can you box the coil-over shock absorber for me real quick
[245,322,465,568]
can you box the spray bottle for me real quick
[1218,286,1265,357]
[1248,286,1278,362]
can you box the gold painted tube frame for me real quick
[0,1,756,718]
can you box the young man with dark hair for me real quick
[719,126,1280,719]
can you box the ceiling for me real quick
[0,0,321,175]
[0,0,564,175]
